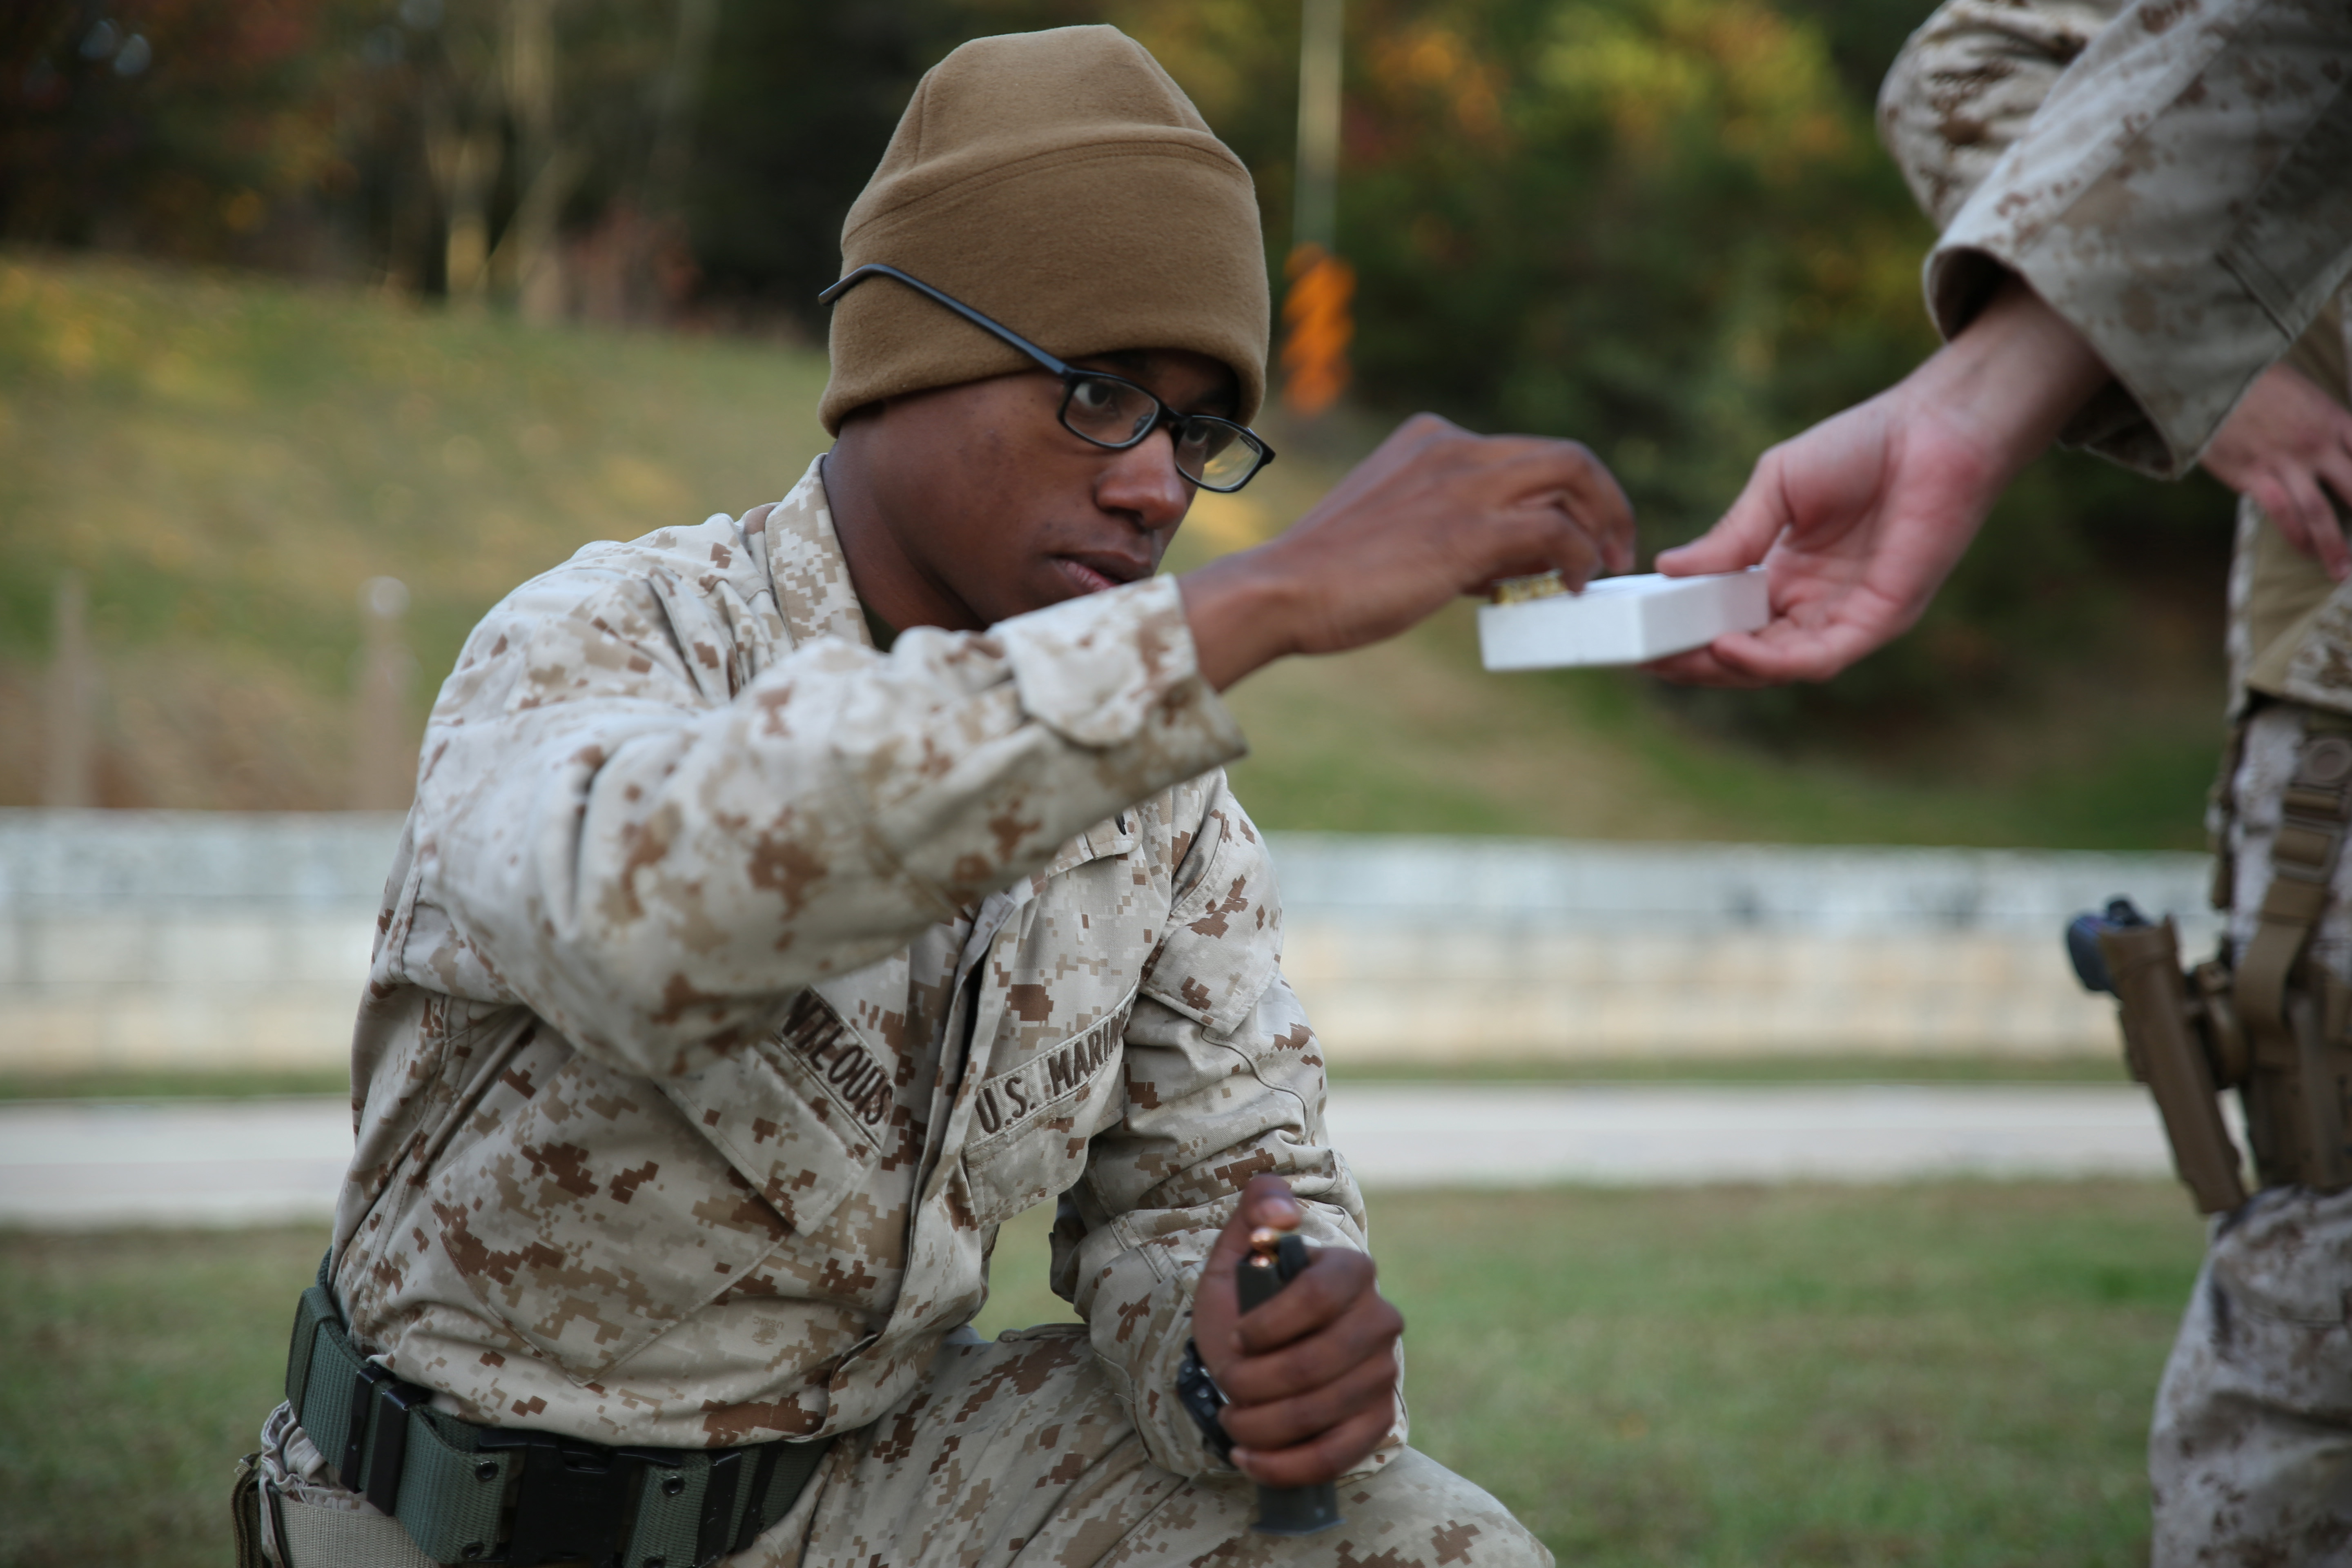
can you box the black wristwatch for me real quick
[1175,1339,1233,1461]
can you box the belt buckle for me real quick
[340,1362,435,1504]
[476,1428,638,1568]
[2272,809,2345,883]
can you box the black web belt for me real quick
[285,1254,829,1567]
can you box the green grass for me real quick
[0,1067,353,1102]
[978,1181,2202,1568]
[0,1226,330,1568]
[1377,1183,2196,1567]
[1,251,2225,844]
[0,252,831,809]
[0,1185,2198,1567]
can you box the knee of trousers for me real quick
[1324,1447,1553,1568]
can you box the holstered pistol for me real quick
[2069,902,2247,1214]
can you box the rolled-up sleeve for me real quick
[1924,0,2352,476]
[1876,0,2123,231]
[392,557,1246,1078]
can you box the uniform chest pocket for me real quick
[958,998,1133,1230]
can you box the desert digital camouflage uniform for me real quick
[253,455,1544,1568]
[1885,4,2352,1561]
[1910,0,2352,480]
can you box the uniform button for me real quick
[2305,737,2352,784]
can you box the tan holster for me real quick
[2099,919,2249,1212]
[2125,707,2352,1211]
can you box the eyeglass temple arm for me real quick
[817,265,1073,379]
[820,263,1276,485]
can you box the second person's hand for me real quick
[1648,274,2109,687]
[2200,360,2352,582]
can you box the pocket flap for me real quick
[1034,815,1138,884]
[958,993,1134,1229]
[662,991,878,1235]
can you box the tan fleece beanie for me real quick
[819,26,1270,434]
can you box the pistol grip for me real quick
[1233,1241,1343,1537]
[1237,1254,1282,1316]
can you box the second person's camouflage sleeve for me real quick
[1922,0,2352,477]
[1876,0,2125,230]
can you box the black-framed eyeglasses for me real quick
[818,264,1276,494]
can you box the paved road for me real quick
[1326,1082,2197,1188]
[0,1098,354,1228]
[0,1085,2193,1229]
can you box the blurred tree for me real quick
[679,0,958,320]
[344,0,713,319]
[1,0,350,264]
[683,0,1102,320]
[2,0,719,318]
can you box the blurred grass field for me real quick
[0,1182,2201,1568]
[0,251,2226,846]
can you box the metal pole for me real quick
[43,572,95,808]
[1292,0,1343,257]
[1283,0,1353,419]
[350,576,417,811]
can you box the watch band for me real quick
[1174,1339,1233,1461]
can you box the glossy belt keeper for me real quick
[279,1255,829,1568]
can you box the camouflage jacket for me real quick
[1909,0,2352,479]
[325,457,1371,1476]
[1882,0,2352,716]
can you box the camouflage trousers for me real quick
[741,1323,1545,1568]
[254,1323,1547,1568]
[2150,701,2352,1564]
[2149,1185,2352,1566]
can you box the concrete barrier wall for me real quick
[0,812,2218,1072]
[1,812,402,1072]
[1269,835,2217,1061]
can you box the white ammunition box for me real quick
[1477,568,1770,670]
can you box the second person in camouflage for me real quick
[1876,2,2352,1561]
